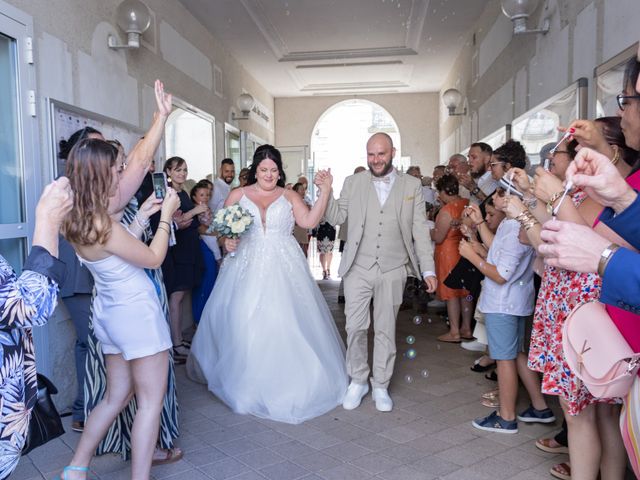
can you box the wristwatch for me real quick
[597,243,620,277]
[471,186,480,196]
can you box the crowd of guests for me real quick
[3,53,640,480]
[400,56,640,480]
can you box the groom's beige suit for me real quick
[324,169,434,389]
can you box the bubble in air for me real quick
[404,374,414,383]
[427,317,432,324]
[466,295,473,302]
[421,369,430,378]
[413,315,423,325]
[406,335,416,345]
[406,348,417,360]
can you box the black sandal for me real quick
[470,361,496,372]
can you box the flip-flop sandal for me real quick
[151,447,184,466]
[550,462,571,480]
[481,397,500,408]
[437,334,461,343]
[485,371,498,381]
[482,389,500,400]
[536,437,569,454]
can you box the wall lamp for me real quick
[232,93,255,121]
[501,0,550,36]
[108,0,151,50]
[442,88,466,116]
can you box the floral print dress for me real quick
[528,191,618,415]
[0,247,65,479]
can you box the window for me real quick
[165,100,215,184]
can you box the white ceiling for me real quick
[178,0,492,97]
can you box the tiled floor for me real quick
[15,279,569,480]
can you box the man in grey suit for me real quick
[320,133,437,412]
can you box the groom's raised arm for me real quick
[324,175,352,227]
[410,180,435,274]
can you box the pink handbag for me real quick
[562,301,640,398]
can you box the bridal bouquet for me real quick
[208,203,254,257]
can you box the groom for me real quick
[321,132,437,412]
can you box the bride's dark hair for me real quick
[246,144,286,188]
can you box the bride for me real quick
[187,145,348,424]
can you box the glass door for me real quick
[0,23,30,272]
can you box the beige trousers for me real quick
[343,263,408,389]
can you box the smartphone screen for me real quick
[152,172,167,199]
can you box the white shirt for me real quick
[371,168,397,206]
[478,219,535,316]
[209,177,232,214]
[422,186,437,204]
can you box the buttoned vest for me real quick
[353,183,408,273]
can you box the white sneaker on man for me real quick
[342,382,369,410]
[372,388,393,412]
[461,340,486,352]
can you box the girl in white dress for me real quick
[59,138,180,480]
[187,145,348,424]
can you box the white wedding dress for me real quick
[187,192,348,424]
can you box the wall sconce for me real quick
[501,0,550,36]
[108,0,151,50]
[442,88,467,116]
[232,93,255,121]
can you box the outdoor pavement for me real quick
[14,271,568,480]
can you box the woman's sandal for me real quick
[470,358,496,372]
[55,466,89,479]
[151,447,184,466]
[481,397,500,408]
[550,462,571,480]
[481,388,499,400]
[536,437,569,454]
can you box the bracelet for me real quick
[597,243,620,277]
[134,215,149,230]
[471,186,481,196]
[546,190,564,214]
[159,220,172,228]
[610,145,620,166]
[475,220,485,227]
[522,193,538,209]
[157,226,170,235]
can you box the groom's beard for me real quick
[368,160,393,177]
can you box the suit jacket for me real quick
[324,170,434,278]
[599,191,640,312]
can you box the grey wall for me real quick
[439,0,640,160]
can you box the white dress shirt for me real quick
[478,219,535,316]
[209,177,232,214]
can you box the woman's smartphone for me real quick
[152,172,167,199]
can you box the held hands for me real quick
[565,147,636,212]
[533,166,564,203]
[313,169,333,193]
[155,80,173,118]
[36,176,73,227]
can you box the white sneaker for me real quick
[461,340,487,352]
[372,388,393,412]
[342,382,369,410]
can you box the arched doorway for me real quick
[310,100,403,196]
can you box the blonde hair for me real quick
[62,138,117,245]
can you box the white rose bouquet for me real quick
[208,203,254,257]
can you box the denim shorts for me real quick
[484,313,528,360]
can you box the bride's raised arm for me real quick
[286,170,333,229]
